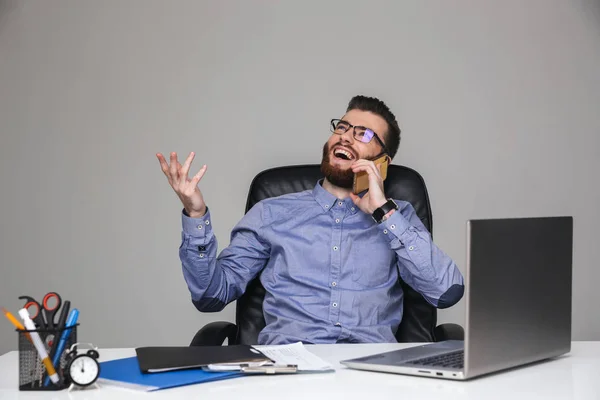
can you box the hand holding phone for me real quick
[352,154,390,194]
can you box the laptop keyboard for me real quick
[406,350,464,369]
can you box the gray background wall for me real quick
[1,0,599,355]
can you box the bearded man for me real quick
[156,95,464,345]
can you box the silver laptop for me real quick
[341,216,573,380]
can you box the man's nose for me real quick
[339,128,355,144]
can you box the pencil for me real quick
[2,307,32,342]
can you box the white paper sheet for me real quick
[253,342,333,372]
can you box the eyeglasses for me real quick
[330,119,389,154]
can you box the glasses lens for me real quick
[332,120,349,133]
[355,128,374,143]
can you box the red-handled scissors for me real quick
[18,292,63,330]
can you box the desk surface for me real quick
[1,341,599,400]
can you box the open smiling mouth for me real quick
[333,147,356,161]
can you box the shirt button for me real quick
[335,219,340,223]
[197,225,203,230]
[205,220,210,225]
[390,224,396,230]
[338,202,343,206]
[332,302,338,308]
[333,246,338,251]
[351,207,355,212]
[331,282,337,287]
[383,229,388,234]
[335,322,341,326]
[325,205,329,208]
[199,253,205,258]
[409,245,415,251]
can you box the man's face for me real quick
[320,109,388,188]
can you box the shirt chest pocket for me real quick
[269,236,331,294]
[347,236,396,288]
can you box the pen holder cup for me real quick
[17,324,78,391]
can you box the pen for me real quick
[18,309,60,385]
[48,300,70,360]
[1,307,31,342]
[241,364,298,374]
[44,308,78,387]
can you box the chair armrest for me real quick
[434,323,464,341]
[190,321,238,346]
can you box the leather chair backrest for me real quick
[235,164,437,344]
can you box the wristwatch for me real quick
[372,199,399,223]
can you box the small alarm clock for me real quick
[65,343,101,391]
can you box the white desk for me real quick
[0,342,598,399]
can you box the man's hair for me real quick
[346,95,401,159]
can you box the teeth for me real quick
[334,148,353,160]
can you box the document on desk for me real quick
[206,342,333,373]
[254,342,334,372]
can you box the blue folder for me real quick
[99,356,243,391]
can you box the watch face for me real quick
[69,355,100,387]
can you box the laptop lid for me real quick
[464,216,573,379]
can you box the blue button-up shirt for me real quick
[180,180,464,345]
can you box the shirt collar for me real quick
[312,179,359,214]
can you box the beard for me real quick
[320,142,354,189]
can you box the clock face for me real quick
[69,355,100,386]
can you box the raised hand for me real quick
[349,159,388,216]
[157,152,207,218]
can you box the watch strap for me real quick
[372,199,399,223]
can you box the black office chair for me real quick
[190,164,464,346]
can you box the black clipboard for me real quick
[135,345,272,373]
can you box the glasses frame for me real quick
[330,118,389,155]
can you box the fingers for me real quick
[352,159,381,174]
[169,152,179,182]
[159,151,199,187]
[351,161,381,180]
[191,164,208,186]
[175,158,183,178]
[159,151,206,190]
[156,153,171,179]
[181,152,196,180]
[352,161,384,197]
